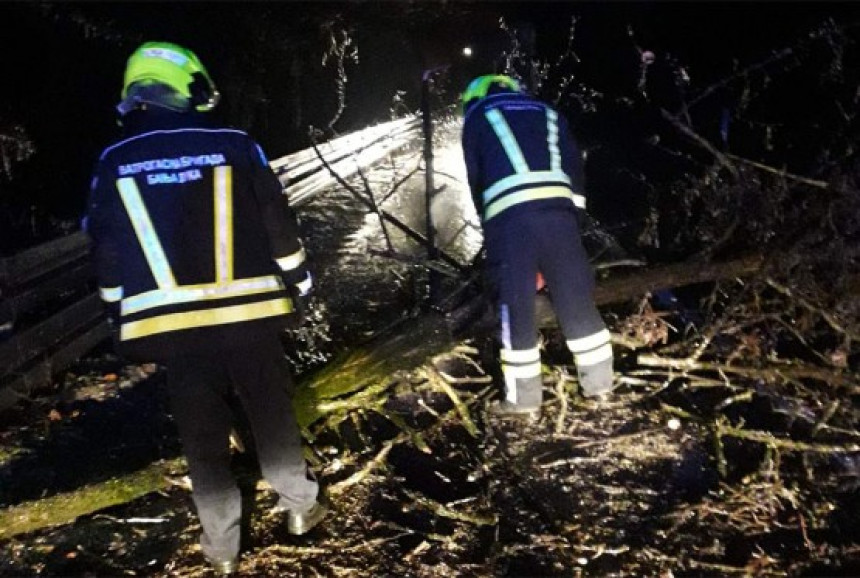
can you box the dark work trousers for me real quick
[484,206,608,405]
[166,334,318,563]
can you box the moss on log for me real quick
[0,314,459,541]
[0,458,184,541]
[293,313,454,429]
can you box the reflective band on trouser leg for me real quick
[117,178,177,289]
[213,165,234,283]
[500,347,541,404]
[567,328,613,367]
[574,344,614,367]
[120,298,291,340]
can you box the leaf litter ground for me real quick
[0,317,858,577]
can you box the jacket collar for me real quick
[121,108,214,137]
[463,92,540,125]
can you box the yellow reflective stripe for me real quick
[501,360,542,379]
[120,297,291,340]
[567,329,611,353]
[214,166,234,283]
[482,170,572,205]
[276,247,307,272]
[546,109,561,171]
[121,275,284,315]
[117,178,176,288]
[99,286,124,303]
[574,343,614,366]
[485,186,586,221]
[500,346,541,364]
[485,108,529,173]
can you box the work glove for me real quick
[285,272,313,326]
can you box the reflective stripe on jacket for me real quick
[86,110,306,358]
[461,92,587,223]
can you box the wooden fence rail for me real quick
[0,116,421,411]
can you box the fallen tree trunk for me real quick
[302,252,770,425]
[0,458,184,541]
[0,254,767,539]
[451,253,766,332]
[593,253,764,306]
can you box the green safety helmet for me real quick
[118,41,220,115]
[461,74,521,115]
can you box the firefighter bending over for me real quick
[460,74,615,420]
[86,41,326,575]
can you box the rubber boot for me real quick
[567,330,615,398]
[489,375,542,422]
[577,356,615,398]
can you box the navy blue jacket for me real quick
[461,91,587,224]
[86,109,308,361]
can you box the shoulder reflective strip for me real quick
[121,275,283,315]
[214,165,234,283]
[566,328,612,353]
[501,359,542,379]
[484,186,586,221]
[482,170,572,206]
[99,286,124,303]
[546,109,561,171]
[120,297,291,340]
[574,343,614,366]
[276,247,307,272]
[485,108,529,174]
[295,271,313,295]
[500,346,541,364]
[117,178,177,288]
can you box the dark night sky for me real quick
[0,1,856,244]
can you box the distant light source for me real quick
[462,46,473,57]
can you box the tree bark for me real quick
[0,254,768,539]
[593,253,764,306]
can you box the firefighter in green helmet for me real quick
[85,41,326,575]
[460,74,615,421]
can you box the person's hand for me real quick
[285,272,313,326]
[288,284,308,326]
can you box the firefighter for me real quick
[460,74,615,420]
[86,41,326,575]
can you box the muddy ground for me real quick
[0,311,858,578]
